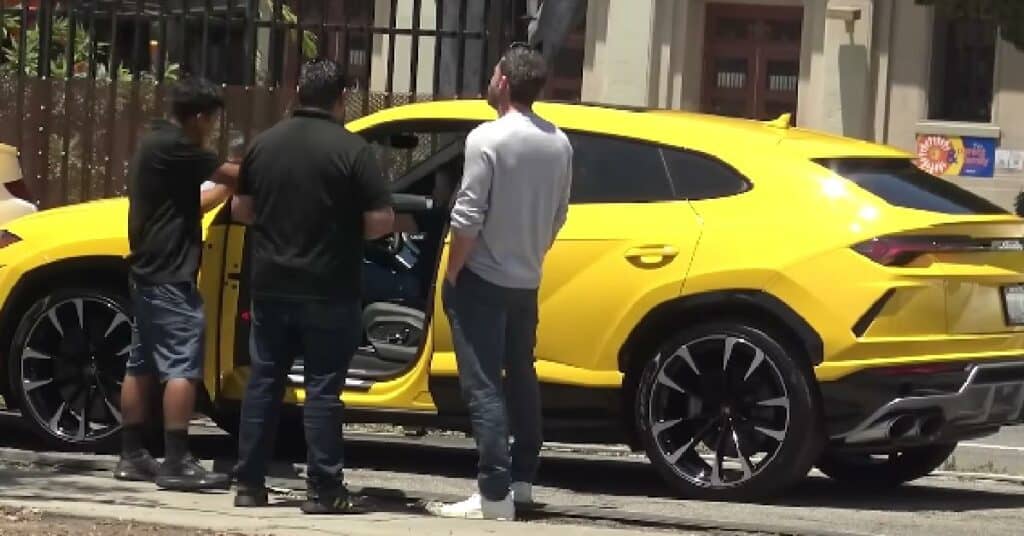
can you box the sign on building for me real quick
[916,134,996,178]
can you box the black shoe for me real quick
[113,451,161,482]
[155,455,231,491]
[301,485,362,515]
[234,483,269,507]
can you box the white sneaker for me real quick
[426,493,515,521]
[511,482,534,505]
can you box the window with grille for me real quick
[928,4,997,123]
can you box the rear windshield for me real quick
[815,158,1007,215]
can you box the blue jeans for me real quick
[442,269,543,501]
[127,279,205,382]
[234,299,361,489]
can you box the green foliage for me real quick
[0,6,178,81]
[265,0,319,60]
[916,0,1024,50]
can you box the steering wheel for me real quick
[384,231,405,255]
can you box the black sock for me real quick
[164,429,190,463]
[121,424,145,457]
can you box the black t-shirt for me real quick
[128,120,220,285]
[238,108,391,301]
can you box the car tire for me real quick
[8,287,133,452]
[635,322,823,501]
[816,443,957,488]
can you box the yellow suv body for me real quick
[2,101,1024,499]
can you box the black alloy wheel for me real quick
[636,323,822,500]
[9,288,132,451]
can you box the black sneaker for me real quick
[301,485,362,515]
[113,451,161,482]
[234,483,269,507]
[155,456,231,491]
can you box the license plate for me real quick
[1003,285,1024,326]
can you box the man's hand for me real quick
[445,231,477,286]
[210,162,241,188]
[200,183,233,214]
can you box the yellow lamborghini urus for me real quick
[2,101,1023,500]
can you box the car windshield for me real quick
[816,157,1007,215]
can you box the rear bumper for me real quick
[821,359,1024,452]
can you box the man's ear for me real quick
[332,94,346,120]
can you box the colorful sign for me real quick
[916,135,996,178]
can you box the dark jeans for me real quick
[234,298,361,490]
[442,269,543,501]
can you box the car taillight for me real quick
[852,235,976,266]
[4,179,33,203]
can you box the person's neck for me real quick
[170,118,204,145]
[498,101,532,117]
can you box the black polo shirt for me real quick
[239,107,391,301]
[128,120,221,285]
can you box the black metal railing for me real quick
[0,0,517,208]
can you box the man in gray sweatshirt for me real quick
[427,44,572,521]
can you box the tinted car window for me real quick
[568,133,675,203]
[818,158,1006,215]
[661,148,750,200]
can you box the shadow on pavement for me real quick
[4,412,1024,513]
[195,431,1024,513]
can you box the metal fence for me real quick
[0,0,517,208]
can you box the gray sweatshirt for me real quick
[449,110,573,289]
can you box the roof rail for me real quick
[763,113,792,129]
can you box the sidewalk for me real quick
[0,464,681,536]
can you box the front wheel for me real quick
[8,288,132,451]
[816,443,957,488]
[635,323,823,501]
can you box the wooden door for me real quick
[701,4,802,121]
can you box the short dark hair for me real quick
[499,45,548,106]
[298,59,345,110]
[169,77,224,123]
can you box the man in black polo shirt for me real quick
[117,78,239,491]
[231,59,394,514]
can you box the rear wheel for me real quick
[8,288,131,451]
[635,322,822,500]
[817,443,957,488]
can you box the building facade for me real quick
[585,0,1024,210]
[373,0,1023,210]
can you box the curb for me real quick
[933,470,1024,486]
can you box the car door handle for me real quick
[226,272,241,281]
[624,246,679,261]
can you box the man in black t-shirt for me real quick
[116,78,239,491]
[231,59,394,514]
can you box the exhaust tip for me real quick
[889,414,917,439]
[919,415,945,437]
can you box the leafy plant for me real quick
[263,0,319,60]
[0,7,178,81]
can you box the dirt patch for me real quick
[0,505,249,536]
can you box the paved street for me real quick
[946,427,1024,475]
[2,411,1024,535]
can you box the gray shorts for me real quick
[127,280,205,382]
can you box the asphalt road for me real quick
[946,426,1024,474]
[2,411,1024,535]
